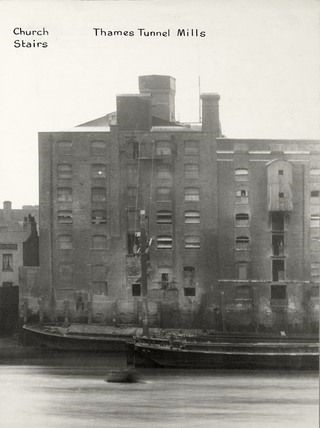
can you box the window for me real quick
[185,164,199,179]
[57,164,72,179]
[59,264,73,282]
[2,254,13,271]
[278,170,284,176]
[92,187,106,202]
[127,138,139,159]
[279,192,284,198]
[92,235,107,249]
[156,187,171,201]
[91,140,106,156]
[157,236,173,249]
[157,165,172,180]
[271,212,285,231]
[92,281,108,295]
[91,210,107,224]
[183,266,195,287]
[57,140,72,155]
[271,284,286,300]
[311,263,320,278]
[272,234,284,256]
[156,141,171,156]
[160,273,169,289]
[132,283,141,296]
[238,263,248,280]
[272,259,285,281]
[57,187,72,202]
[310,169,320,176]
[57,210,72,224]
[184,211,200,224]
[236,189,248,203]
[58,235,72,250]
[184,236,200,249]
[235,213,249,226]
[310,215,320,228]
[311,190,320,197]
[235,236,249,250]
[235,168,248,181]
[92,164,106,178]
[127,232,140,255]
[185,187,200,202]
[310,286,319,298]
[157,210,172,224]
[236,285,251,300]
[184,287,196,297]
[184,141,199,156]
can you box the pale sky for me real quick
[0,0,319,208]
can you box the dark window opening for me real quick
[236,285,252,300]
[235,236,249,250]
[271,284,286,300]
[311,190,320,198]
[160,273,169,289]
[127,233,140,255]
[157,210,172,224]
[183,266,195,287]
[279,192,284,198]
[132,283,141,296]
[272,259,285,281]
[235,213,249,226]
[271,212,284,231]
[278,170,284,175]
[184,287,196,297]
[272,234,284,256]
[2,254,13,271]
[57,210,73,224]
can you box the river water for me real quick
[0,354,318,428]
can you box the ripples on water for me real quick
[0,354,318,428]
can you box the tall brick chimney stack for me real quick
[201,93,221,136]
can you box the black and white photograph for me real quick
[0,0,319,427]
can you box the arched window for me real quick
[57,163,72,179]
[57,187,72,202]
[91,140,106,156]
[235,236,249,250]
[157,236,173,249]
[92,164,106,178]
[235,213,249,226]
[235,168,248,181]
[57,140,72,155]
[57,210,72,224]
[184,141,199,156]
[185,236,200,249]
[157,210,172,224]
[91,210,107,224]
[185,164,199,179]
[184,211,200,224]
[185,187,200,201]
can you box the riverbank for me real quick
[0,335,41,362]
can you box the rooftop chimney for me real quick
[139,75,176,123]
[200,93,221,136]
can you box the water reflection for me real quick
[0,356,318,428]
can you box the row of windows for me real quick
[57,164,107,179]
[57,140,107,156]
[58,235,108,249]
[57,187,107,203]
[128,140,200,159]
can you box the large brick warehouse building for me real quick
[38,75,319,333]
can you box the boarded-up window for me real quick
[183,266,195,287]
[58,235,72,250]
[271,284,286,299]
[57,187,72,202]
[238,263,248,280]
[156,187,171,201]
[57,164,72,179]
[236,285,251,299]
[92,235,107,249]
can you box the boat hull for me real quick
[134,342,319,370]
